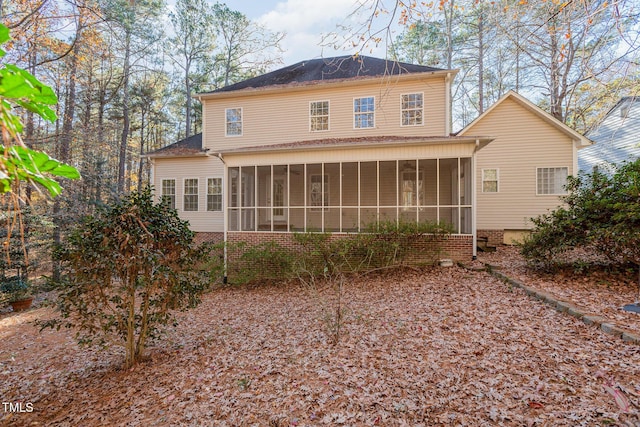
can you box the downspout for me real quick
[472,139,479,260]
[445,73,452,135]
[214,152,228,284]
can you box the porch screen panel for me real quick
[289,164,305,232]
[241,166,256,231]
[228,167,239,231]
[460,207,472,234]
[289,164,304,206]
[342,208,358,232]
[419,208,438,223]
[306,163,323,231]
[439,158,458,206]
[342,163,358,207]
[379,208,397,224]
[360,162,377,208]
[379,161,397,208]
[399,160,418,208]
[440,207,456,233]
[257,166,271,231]
[420,159,438,206]
[325,163,341,231]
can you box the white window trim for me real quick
[400,92,424,127]
[353,96,375,129]
[161,178,176,209]
[481,168,499,193]
[206,176,223,212]
[183,177,199,212]
[536,167,569,196]
[309,100,330,132]
[225,107,243,137]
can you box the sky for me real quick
[204,0,387,66]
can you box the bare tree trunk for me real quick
[477,9,484,114]
[118,29,131,194]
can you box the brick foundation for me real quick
[194,232,224,245]
[227,232,473,263]
[477,229,504,247]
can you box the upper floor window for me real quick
[537,167,568,195]
[226,108,242,136]
[310,101,329,132]
[401,93,423,126]
[207,178,222,212]
[482,169,499,193]
[161,179,176,209]
[354,97,375,129]
[184,178,199,211]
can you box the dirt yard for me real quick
[1,249,640,426]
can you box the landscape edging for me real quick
[460,262,640,345]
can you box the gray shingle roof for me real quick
[146,133,205,157]
[206,55,446,94]
[579,97,640,173]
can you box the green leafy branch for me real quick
[0,23,80,197]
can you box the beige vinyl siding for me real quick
[202,76,447,152]
[471,97,576,230]
[152,156,224,232]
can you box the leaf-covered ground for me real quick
[1,263,640,426]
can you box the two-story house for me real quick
[147,55,591,259]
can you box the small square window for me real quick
[482,169,498,193]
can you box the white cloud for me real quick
[257,0,365,63]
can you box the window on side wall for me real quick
[401,93,423,126]
[225,108,242,136]
[354,96,375,128]
[310,101,329,131]
[184,178,199,211]
[161,179,176,209]
[536,167,568,195]
[482,169,499,193]
[207,178,222,211]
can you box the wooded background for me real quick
[1,0,638,276]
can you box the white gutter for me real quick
[472,139,480,259]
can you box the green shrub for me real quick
[521,159,640,269]
[42,188,211,369]
[226,241,294,285]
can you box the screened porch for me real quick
[227,157,473,234]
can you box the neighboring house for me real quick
[147,55,590,259]
[579,96,640,174]
[459,91,591,245]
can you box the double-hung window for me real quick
[184,178,199,211]
[207,178,222,211]
[310,101,329,131]
[401,93,423,126]
[354,97,375,128]
[161,179,176,209]
[226,108,242,136]
[482,169,499,193]
[537,167,568,195]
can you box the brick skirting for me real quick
[477,229,504,247]
[226,232,473,263]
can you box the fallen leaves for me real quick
[0,264,639,425]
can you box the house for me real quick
[147,55,590,259]
[578,96,640,174]
[459,91,591,245]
